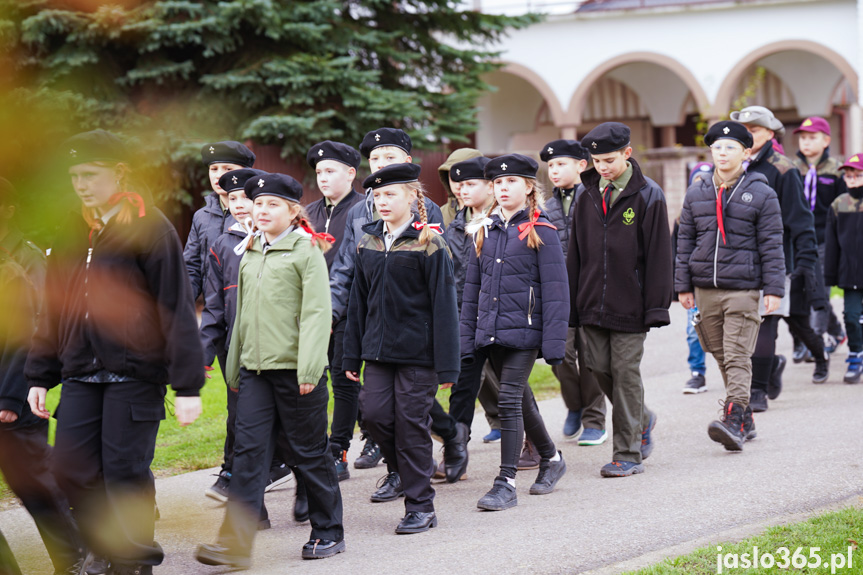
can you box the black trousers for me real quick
[53,380,165,568]
[784,313,825,357]
[219,369,343,555]
[329,318,361,456]
[751,315,780,392]
[0,529,21,575]
[360,362,439,513]
[0,420,82,572]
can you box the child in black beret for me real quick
[568,122,673,477]
[343,163,459,534]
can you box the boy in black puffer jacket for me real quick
[676,121,786,451]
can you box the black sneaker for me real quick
[370,472,404,503]
[767,355,786,400]
[792,342,810,363]
[265,463,294,492]
[354,436,383,469]
[477,476,517,511]
[334,451,350,481]
[205,470,230,502]
[749,389,768,412]
[529,451,566,495]
[743,406,756,441]
[813,352,829,384]
[682,372,706,394]
[707,401,745,451]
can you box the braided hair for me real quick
[409,181,434,245]
[472,177,546,255]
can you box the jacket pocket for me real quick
[528,286,536,326]
[392,254,418,269]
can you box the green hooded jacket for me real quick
[226,228,332,387]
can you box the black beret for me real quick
[245,173,303,203]
[64,130,129,167]
[704,121,754,149]
[582,122,631,155]
[362,163,422,190]
[306,140,361,170]
[219,168,268,194]
[540,139,589,162]
[201,141,256,168]
[359,128,412,158]
[484,154,538,181]
[450,157,491,182]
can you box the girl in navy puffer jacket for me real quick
[461,154,569,512]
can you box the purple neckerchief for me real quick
[742,159,751,172]
[804,164,818,211]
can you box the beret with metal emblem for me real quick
[540,139,590,162]
[359,128,412,158]
[63,130,129,167]
[581,122,632,155]
[201,141,256,168]
[245,173,303,203]
[306,140,361,169]
[484,154,538,180]
[704,121,754,149]
[219,168,268,194]
[362,163,422,190]
[450,157,491,182]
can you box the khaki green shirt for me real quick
[560,188,576,215]
[599,162,633,207]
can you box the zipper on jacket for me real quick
[712,174,746,288]
[528,286,535,326]
[255,251,267,374]
[84,241,93,320]
[375,250,389,361]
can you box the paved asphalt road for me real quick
[4,301,863,574]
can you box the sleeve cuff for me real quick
[342,359,362,374]
[436,370,460,385]
[0,398,23,417]
[644,308,670,328]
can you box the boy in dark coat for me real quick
[567,122,672,478]
[540,139,607,445]
[676,121,785,451]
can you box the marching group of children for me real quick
[1,107,862,574]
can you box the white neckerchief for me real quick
[233,217,259,256]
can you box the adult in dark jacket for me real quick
[305,140,366,478]
[731,106,821,407]
[675,121,785,451]
[25,131,203,575]
[184,141,256,300]
[567,123,671,478]
[540,139,607,445]
[461,154,569,511]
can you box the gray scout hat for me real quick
[729,106,786,139]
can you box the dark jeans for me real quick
[359,362,439,512]
[783,314,825,357]
[0,421,82,572]
[219,369,343,555]
[844,289,863,352]
[329,318,361,455]
[751,315,780,392]
[474,346,556,480]
[53,380,165,568]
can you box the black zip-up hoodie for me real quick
[343,216,460,383]
[306,189,365,270]
[25,206,204,396]
[567,158,673,332]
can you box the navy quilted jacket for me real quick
[460,207,569,363]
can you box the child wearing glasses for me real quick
[676,121,785,451]
[824,154,863,383]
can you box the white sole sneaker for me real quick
[265,469,295,493]
[577,429,608,446]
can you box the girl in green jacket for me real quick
[196,173,345,568]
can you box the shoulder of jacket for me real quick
[639,178,667,203]
[819,157,843,177]
[767,152,796,175]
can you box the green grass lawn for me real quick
[0,361,561,504]
[627,506,863,575]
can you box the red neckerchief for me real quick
[716,183,727,245]
[517,209,557,241]
[108,192,146,218]
[601,184,614,216]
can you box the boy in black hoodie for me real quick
[567,122,672,478]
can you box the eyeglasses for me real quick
[843,172,863,181]
[710,144,744,153]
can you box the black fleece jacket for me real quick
[25,208,204,396]
[567,159,673,333]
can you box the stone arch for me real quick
[713,40,859,118]
[497,61,566,126]
[566,52,711,126]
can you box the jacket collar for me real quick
[361,214,421,239]
[251,227,309,253]
[203,192,227,215]
[489,205,531,229]
[581,157,648,199]
[795,148,831,169]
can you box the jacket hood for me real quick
[439,148,483,198]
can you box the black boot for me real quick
[294,472,309,522]
[443,422,469,483]
[767,354,786,400]
[813,352,829,384]
[370,472,404,503]
[750,356,772,412]
[707,401,745,451]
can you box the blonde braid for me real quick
[412,183,433,245]
[473,198,497,257]
[526,185,545,251]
